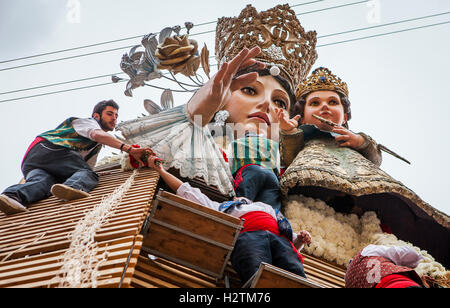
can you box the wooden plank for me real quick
[3,267,127,288]
[0,168,157,288]
[0,247,132,278]
[148,256,218,285]
[160,191,241,225]
[0,223,140,262]
[250,263,324,288]
[0,193,152,230]
[303,263,345,287]
[0,236,136,271]
[132,269,180,288]
[0,236,142,288]
[144,223,229,276]
[304,275,336,288]
[304,253,346,273]
[0,210,145,240]
[153,198,240,246]
[0,253,131,282]
[131,276,159,288]
[0,170,156,210]
[0,256,132,288]
[135,256,216,288]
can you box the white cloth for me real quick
[72,118,102,139]
[72,118,102,168]
[361,245,422,268]
[176,182,301,248]
[117,105,235,196]
[176,182,277,220]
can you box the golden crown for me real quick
[215,4,318,90]
[296,67,349,99]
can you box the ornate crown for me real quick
[215,4,318,90]
[296,67,349,99]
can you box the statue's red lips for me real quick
[248,112,270,126]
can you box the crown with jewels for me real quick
[296,67,349,99]
[215,4,318,90]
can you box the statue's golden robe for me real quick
[280,128,450,268]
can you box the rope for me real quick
[57,170,138,288]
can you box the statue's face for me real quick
[223,75,290,140]
[301,90,347,130]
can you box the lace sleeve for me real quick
[117,104,235,196]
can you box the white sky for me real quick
[0,0,449,215]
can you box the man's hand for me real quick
[294,230,312,250]
[129,147,153,167]
[146,155,183,192]
[146,155,164,171]
[332,126,365,149]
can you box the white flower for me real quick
[284,194,448,279]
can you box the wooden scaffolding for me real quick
[0,166,346,288]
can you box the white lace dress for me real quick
[117,104,235,196]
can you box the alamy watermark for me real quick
[366,259,382,284]
[366,0,381,24]
[66,0,81,24]
[192,114,281,159]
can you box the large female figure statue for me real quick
[117,4,318,199]
[114,3,448,283]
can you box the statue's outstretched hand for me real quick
[187,47,264,126]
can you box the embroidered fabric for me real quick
[117,104,235,196]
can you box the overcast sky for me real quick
[0,0,449,215]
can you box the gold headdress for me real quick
[296,67,349,99]
[215,4,318,90]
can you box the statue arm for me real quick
[355,133,383,167]
[280,128,305,167]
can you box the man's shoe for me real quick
[51,184,91,201]
[0,194,28,215]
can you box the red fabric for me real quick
[375,274,420,288]
[21,137,45,166]
[129,145,143,169]
[240,211,304,263]
[289,240,304,264]
[233,164,259,189]
[129,144,159,168]
[345,253,418,288]
[241,211,279,235]
[220,148,228,163]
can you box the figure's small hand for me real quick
[332,126,365,149]
[276,108,301,134]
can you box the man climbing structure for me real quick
[0,99,151,215]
